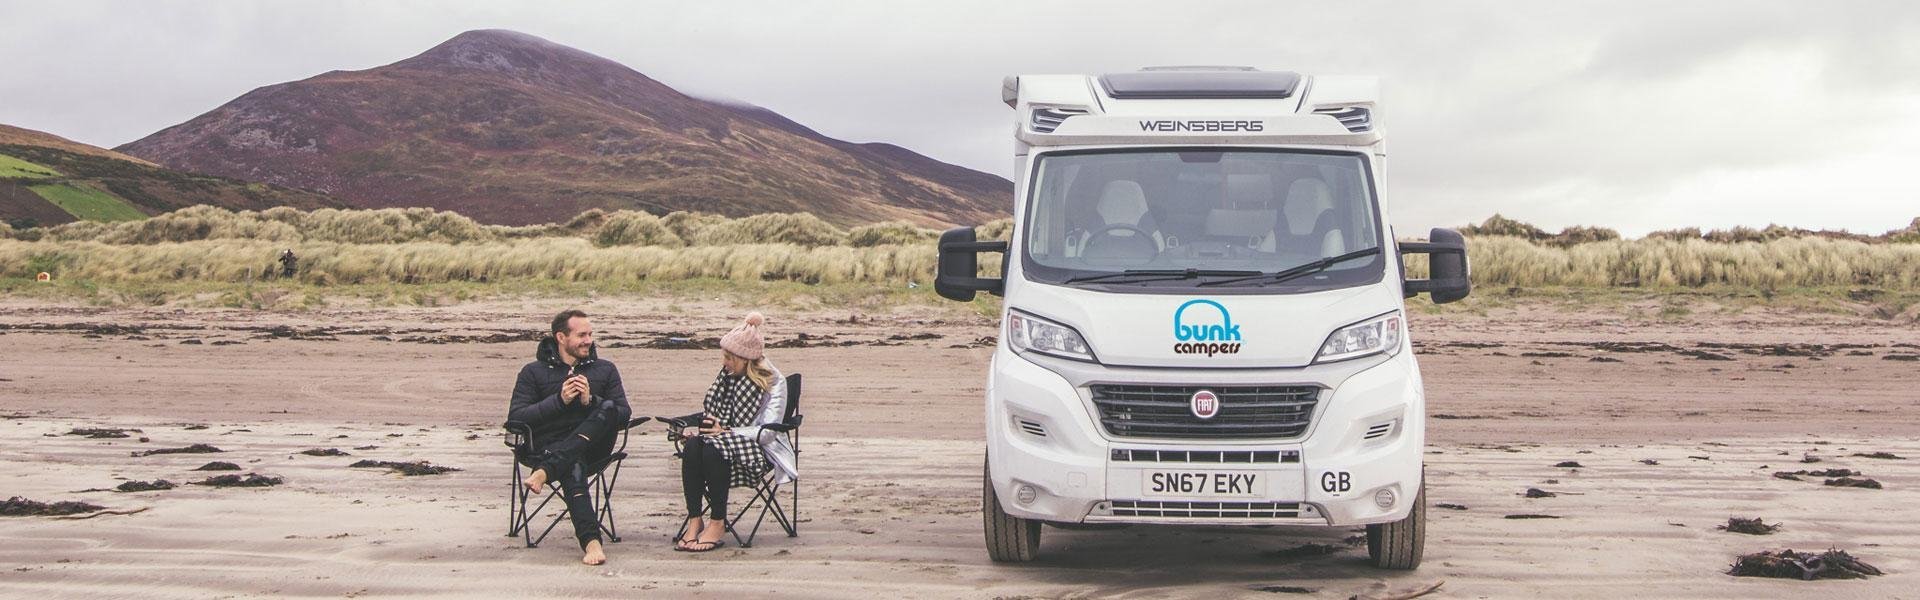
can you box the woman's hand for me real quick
[681,426,702,438]
[698,417,729,436]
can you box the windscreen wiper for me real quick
[1194,247,1383,288]
[1062,268,1262,285]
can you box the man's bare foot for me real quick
[522,468,548,494]
[674,516,703,550]
[581,539,606,565]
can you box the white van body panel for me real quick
[984,69,1426,530]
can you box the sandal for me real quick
[673,517,702,551]
[683,539,726,553]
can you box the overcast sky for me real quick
[3,0,1917,236]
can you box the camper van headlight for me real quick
[1314,311,1403,363]
[1007,309,1096,362]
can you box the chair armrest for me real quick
[762,422,797,433]
[502,420,533,450]
[623,416,653,430]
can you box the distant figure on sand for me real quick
[278,249,298,278]
[508,309,632,565]
[671,312,797,553]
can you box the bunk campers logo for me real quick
[1138,119,1265,133]
[1173,299,1242,357]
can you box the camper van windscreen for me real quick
[1020,149,1384,293]
[1099,71,1301,99]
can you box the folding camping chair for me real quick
[503,414,651,548]
[661,372,804,548]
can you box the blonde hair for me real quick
[746,357,776,391]
[727,350,777,391]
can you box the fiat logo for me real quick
[1190,390,1220,419]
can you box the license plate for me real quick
[1142,471,1262,498]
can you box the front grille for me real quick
[1110,448,1298,464]
[1109,500,1302,519]
[1090,384,1319,440]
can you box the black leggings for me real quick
[680,436,733,522]
[533,404,620,550]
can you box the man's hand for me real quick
[562,375,589,405]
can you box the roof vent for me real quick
[1313,106,1373,133]
[1139,65,1259,72]
[1030,107,1088,133]
[1099,70,1301,99]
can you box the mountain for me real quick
[0,124,157,166]
[117,29,1010,227]
[0,124,341,228]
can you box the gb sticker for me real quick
[1320,470,1352,495]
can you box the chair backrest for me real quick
[783,373,802,424]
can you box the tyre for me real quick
[982,458,1041,562]
[1366,480,1425,569]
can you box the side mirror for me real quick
[934,227,1008,302]
[1398,227,1471,304]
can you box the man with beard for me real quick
[509,309,631,565]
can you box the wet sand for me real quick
[1,298,1916,598]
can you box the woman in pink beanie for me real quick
[672,311,796,552]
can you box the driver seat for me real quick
[1278,178,1346,256]
[1074,180,1164,256]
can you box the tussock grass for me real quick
[0,238,938,286]
[592,211,684,247]
[848,221,939,247]
[5,208,1917,303]
[1403,236,1920,289]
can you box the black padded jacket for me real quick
[508,336,631,447]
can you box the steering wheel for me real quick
[1081,223,1160,260]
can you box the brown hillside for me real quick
[0,125,342,228]
[0,124,157,167]
[118,29,1010,227]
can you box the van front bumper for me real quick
[985,345,1425,527]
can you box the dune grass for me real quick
[29,183,146,222]
[0,154,61,178]
[2,207,1916,317]
[1401,236,1920,289]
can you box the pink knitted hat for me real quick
[720,312,766,360]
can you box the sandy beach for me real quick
[2,297,1916,598]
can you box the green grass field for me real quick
[29,183,146,221]
[0,154,61,178]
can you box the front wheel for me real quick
[982,458,1040,562]
[1365,480,1425,569]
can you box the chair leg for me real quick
[524,484,563,548]
[507,461,528,537]
[595,470,620,543]
[766,489,796,538]
[729,480,788,548]
[727,485,765,548]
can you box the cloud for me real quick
[1,0,1914,235]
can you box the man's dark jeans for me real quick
[530,400,620,550]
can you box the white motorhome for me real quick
[935,67,1471,568]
